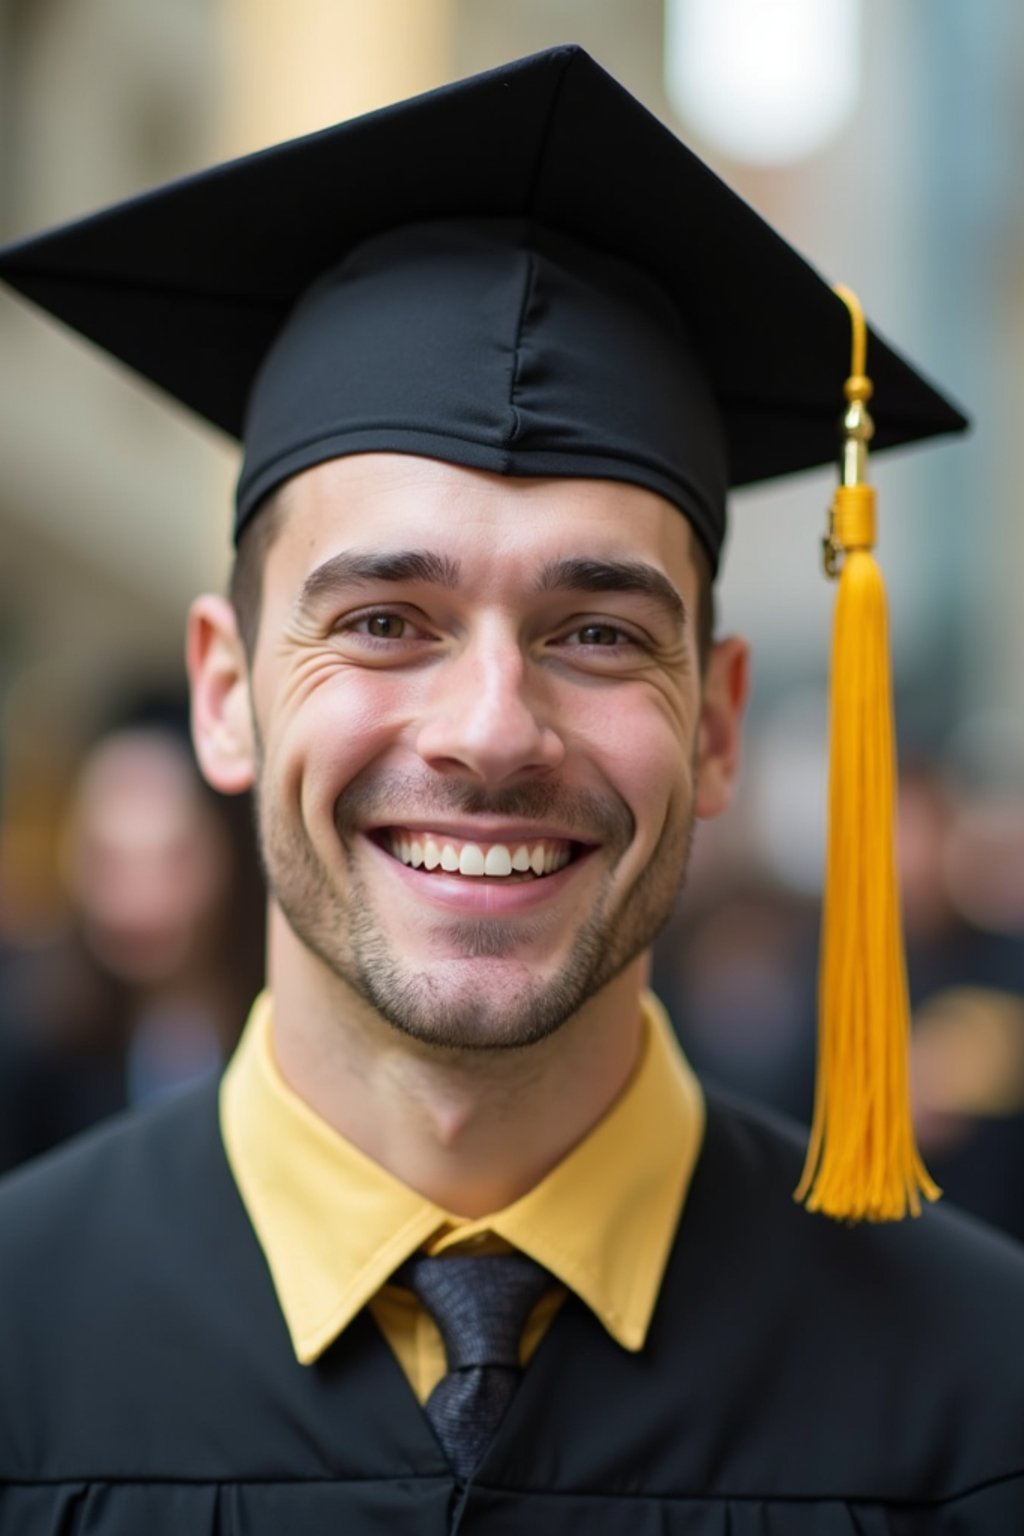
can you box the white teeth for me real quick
[459,844,486,877]
[484,845,513,877]
[388,832,573,879]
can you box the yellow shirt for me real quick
[220,991,705,1402]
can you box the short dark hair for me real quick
[229,494,286,660]
[691,535,716,669]
[229,490,716,667]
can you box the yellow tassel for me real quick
[794,286,941,1222]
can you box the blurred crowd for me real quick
[1,692,1023,1246]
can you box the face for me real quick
[65,731,229,985]
[191,455,747,1051]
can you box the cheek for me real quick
[261,667,416,826]
[573,683,697,819]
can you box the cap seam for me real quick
[240,425,719,501]
[503,249,538,457]
[240,422,516,494]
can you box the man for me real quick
[1,45,1023,1533]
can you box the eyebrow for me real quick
[535,556,688,629]
[295,547,687,631]
[296,548,461,611]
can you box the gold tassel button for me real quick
[795,285,941,1223]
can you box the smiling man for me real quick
[195,453,744,1221]
[1,45,1024,1536]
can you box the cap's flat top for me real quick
[0,45,966,498]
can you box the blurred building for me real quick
[0,0,230,930]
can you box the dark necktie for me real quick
[396,1251,550,1482]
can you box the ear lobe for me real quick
[186,594,256,795]
[694,635,750,821]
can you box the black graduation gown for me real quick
[1,1078,1023,1534]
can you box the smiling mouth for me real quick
[376,829,580,880]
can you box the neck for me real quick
[267,910,648,1217]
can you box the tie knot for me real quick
[397,1251,550,1372]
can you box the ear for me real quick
[186,594,256,795]
[694,635,750,821]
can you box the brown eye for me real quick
[577,623,621,646]
[364,614,406,638]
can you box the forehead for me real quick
[264,453,701,590]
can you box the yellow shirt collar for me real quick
[221,990,704,1364]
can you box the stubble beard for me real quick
[255,770,695,1054]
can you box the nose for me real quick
[414,628,565,786]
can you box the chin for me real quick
[346,928,619,1054]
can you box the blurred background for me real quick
[2,0,1024,1234]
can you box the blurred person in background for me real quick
[898,756,1024,1005]
[652,876,818,1120]
[0,695,264,1170]
[902,756,1024,1240]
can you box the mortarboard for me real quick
[0,45,961,558]
[0,45,968,1219]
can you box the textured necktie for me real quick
[396,1251,550,1481]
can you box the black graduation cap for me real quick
[0,44,965,570]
